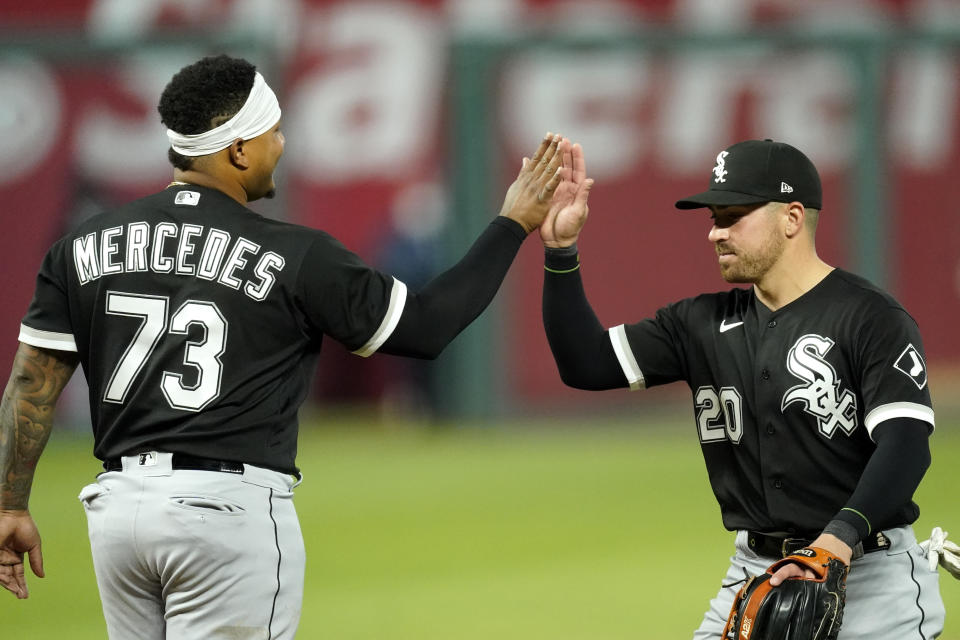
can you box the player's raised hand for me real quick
[0,510,44,599]
[499,132,566,234]
[540,141,593,248]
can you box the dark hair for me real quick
[157,55,257,170]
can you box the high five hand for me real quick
[500,133,567,234]
[540,141,593,248]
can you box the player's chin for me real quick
[718,266,749,284]
[264,172,281,199]
[252,181,278,201]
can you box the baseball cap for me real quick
[675,139,822,210]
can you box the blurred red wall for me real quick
[1,0,956,411]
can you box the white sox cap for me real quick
[675,139,822,211]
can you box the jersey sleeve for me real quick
[19,237,77,352]
[856,303,935,439]
[295,232,406,356]
[609,298,693,390]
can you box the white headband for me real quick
[166,72,281,157]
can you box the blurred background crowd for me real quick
[2,0,959,426]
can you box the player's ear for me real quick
[784,202,805,238]
[228,138,249,169]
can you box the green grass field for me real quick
[5,409,959,638]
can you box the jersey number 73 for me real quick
[103,291,227,411]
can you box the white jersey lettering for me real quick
[71,222,285,302]
[175,223,204,276]
[73,232,100,285]
[125,222,151,272]
[100,226,124,275]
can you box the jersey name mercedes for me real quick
[72,217,285,302]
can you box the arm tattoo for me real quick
[0,344,78,510]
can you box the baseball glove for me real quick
[721,547,849,640]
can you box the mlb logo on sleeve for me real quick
[174,190,201,206]
[893,344,927,389]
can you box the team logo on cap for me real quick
[893,344,927,389]
[713,151,729,183]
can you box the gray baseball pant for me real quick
[79,453,305,640]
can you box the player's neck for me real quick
[171,169,249,204]
[753,254,833,311]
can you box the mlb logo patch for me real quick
[137,451,158,466]
[894,344,927,389]
[174,190,201,206]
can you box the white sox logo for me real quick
[713,150,729,183]
[781,334,858,438]
[893,343,927,389]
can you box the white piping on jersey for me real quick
[864,402,935,440]
[18,323,78,352]
[608,324,645,391]
[352,277,408,358]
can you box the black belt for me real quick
[748,530,891,559]
[103,453,244,474]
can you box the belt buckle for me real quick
[781,537,807,557]
[221,461,244,474]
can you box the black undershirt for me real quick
[542,245,624,389]
[380,217,527,359]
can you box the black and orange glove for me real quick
[722,547,849,640]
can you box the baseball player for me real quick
[540,139,946,638]
[0,55,570,639]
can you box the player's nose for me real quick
[708,224,727,243]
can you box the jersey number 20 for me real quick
[103,291,227,411]
[695,386,744,444]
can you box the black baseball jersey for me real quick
[607,269,934,534]
[19,184,406,473]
